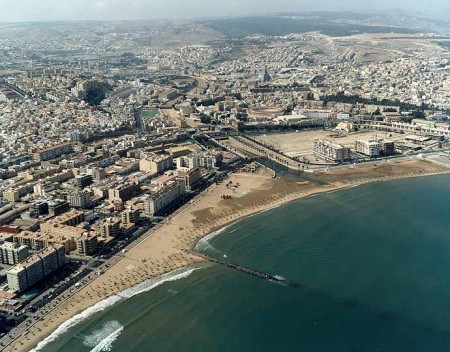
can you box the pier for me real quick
[192,251,285,284]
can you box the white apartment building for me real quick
[355,140,380,157]
[6,244,65,293]
[0,242,30,265]
[144,180,185,217]
[314,139,350,162]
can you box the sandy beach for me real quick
[6,159,450,352]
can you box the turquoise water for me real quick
[40,174,450,352]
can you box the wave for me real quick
[81,320,124,352]
[89,326,124,352]
[195,223,236,254]
[31,266,199,352]
[266,203,283,211]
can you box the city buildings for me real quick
[100,218,121,238]
[139,154,173,174]
[0,242,29,265]
[67,190,91,209]
[77,233,98,257]
[0,16,449,337]
[6,245,65,293]
[33,143,73,161]
[108,183,141,202]
[144,180,186,217]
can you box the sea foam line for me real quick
[31,266,199,352]
[195,223,235,251]
[82,320,123,348]
[89,325,124,352]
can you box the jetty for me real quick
[192,251,285,284]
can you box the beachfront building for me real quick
[379,141,395,156]
[100,218,121,238]
[144,179,186,217]
[6,245,65,293]
[314,139,350,162]
[176,152,223,170]
[177,168,201,192]
[13,230,77,254]
[122,207,140,227]
[77,233,98,256]
[355,139,380,157]
[0,242,30,265]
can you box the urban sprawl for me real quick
[1,18,450,347]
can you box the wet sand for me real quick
[7,159,450,352]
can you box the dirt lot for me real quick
[255,130,406,160]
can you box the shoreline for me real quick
[30,265,204,352]
[6,159,450,352]
[191,168,450,254]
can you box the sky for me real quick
[0,0,449,22]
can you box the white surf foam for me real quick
[31,266,198,352]
[195,222,237,254]
[89,325,124,352]
[82,320,124,352]
[196,225,231,248]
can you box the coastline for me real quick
[7,159,450,352]
[30,265,203,352]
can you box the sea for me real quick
[36,174,450,352]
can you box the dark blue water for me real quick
[40,174,450,352]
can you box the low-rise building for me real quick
[33,143,73,161]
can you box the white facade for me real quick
[314,139,350,162]
[355,140,380,157]
[144,180,185,216]
[6,245,65,292]
[0,242,29,265]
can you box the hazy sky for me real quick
[0,0,449,22]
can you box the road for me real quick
[0,178,218,351]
